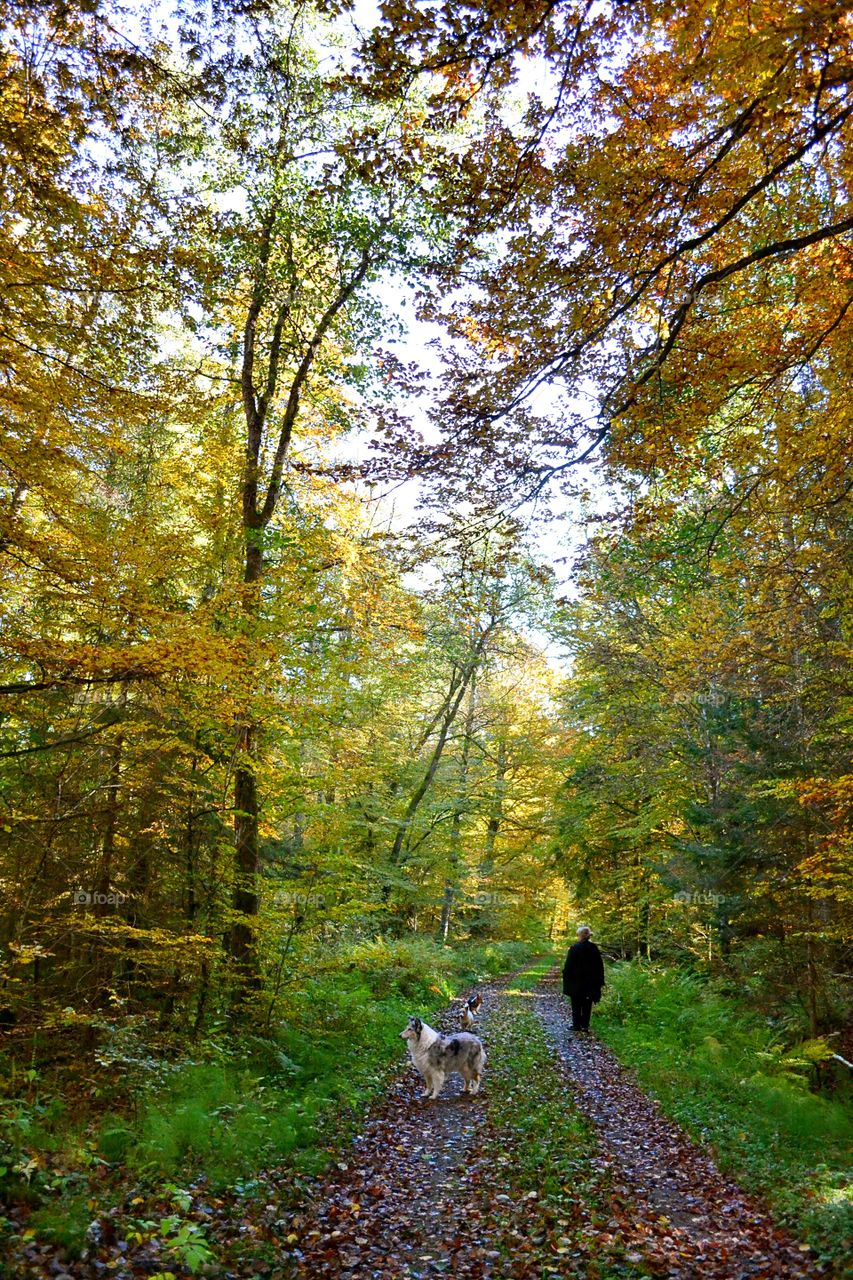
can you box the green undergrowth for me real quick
[0,937,537,1266]
[480,961,649,1279]
[124,937,537,1187]
[596,962,853,1269]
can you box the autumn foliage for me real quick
[0,0,850,1132]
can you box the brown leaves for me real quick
[536,976,826,1279]
[276,974,827,1280]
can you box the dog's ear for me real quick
[413,1017,422,1036]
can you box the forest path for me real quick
[285,974,507,1279]
[283,966,823,1279]
[534,971,819,1279]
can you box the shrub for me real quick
[27,1194,90,1258]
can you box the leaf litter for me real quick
[8,971,833,1278]
[281,972,830,1278]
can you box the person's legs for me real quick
[580,995,593,1030]
[570,995,584,1030]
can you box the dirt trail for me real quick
[283,971,825,1279]
[286,978,508,1278]
[536,972,819,1279]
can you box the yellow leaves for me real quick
[7,943,54,965]
[456,314,520,359]
[634,301,669,344]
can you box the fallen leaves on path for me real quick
[280,973,830,1278]
[536,973,828,1279]
[286,982,504,1279]
[9,972,832,1279]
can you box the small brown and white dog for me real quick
[400,1016,486,1100]
[460,992,482,1028]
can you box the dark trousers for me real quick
[570,994,594,1030]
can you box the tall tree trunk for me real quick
[120,780,155,997]
[229,537,263,989]
[95,688,127,914]
[92,684,127,1004]
[223,206,373,996]
[480,738,507,879]
[231,723,260,977]
[390,674,469,867]
[439,679,476,943]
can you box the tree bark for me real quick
[480,738,507,877]
[225,209,374,996]
[228,535,263,987]
[438,677,476,943]
[231,724,260,979]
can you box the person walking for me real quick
[562,925,605,1032]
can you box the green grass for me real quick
[485,960,593,1200]
[596,962,853,1268]
[128,1063,307,1184]
[121,936,538,1187]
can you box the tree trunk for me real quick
[95,687,127,915]
[480,738,507,878]
[91,686,126,1005]
[438,882,454,942]
[438,679,476,943]
[231,723,260,978]
[224,209,374,998]
[228,531,263,991]
[229,533,263,988]
[391,625,494,870]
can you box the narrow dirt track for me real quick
[286,976,508,1278]
[282,970,828,1279]
[535,972,821,1279]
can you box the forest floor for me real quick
[8,964,836,1280]
[281,966,829,1280]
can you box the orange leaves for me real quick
[360,0,853,523]
[797,776,853,808]
[455,313,520,358]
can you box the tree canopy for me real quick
[0,0,849,1055]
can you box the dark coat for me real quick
[562,939,605,1001]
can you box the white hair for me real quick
[576,924,592,939]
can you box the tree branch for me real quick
[259,245,374,527]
